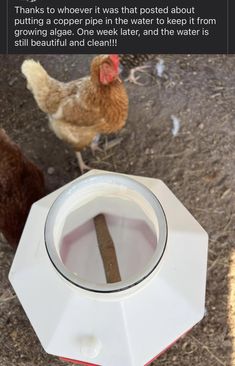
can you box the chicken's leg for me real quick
[76,152,91,174]
[90,134,102,156]
[104,136,123,151]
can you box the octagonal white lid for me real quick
[45,174,167,293]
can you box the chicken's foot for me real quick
[104,137,123,152]
[76,152,92,174]
[125,65,151,85]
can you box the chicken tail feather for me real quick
[21,59,48,90]
[21,59,52,113]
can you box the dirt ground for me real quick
[0,54,234,366]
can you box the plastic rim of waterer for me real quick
[44,174,168,293]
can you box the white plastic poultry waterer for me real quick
[9,170,208,366]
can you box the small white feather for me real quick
[156,59,165,78]
[171,115,181,136]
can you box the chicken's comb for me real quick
[109,54,119,69]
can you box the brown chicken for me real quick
[0,129,45,248]
[21,54,129,173]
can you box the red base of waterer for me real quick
[60,357,100,366]
[59,328,191,366]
